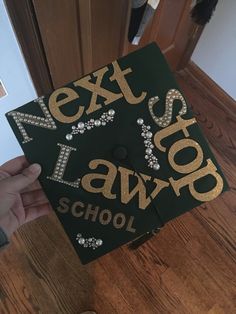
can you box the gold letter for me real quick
[149,89,187,128]
[47,143,81,188]
[168,139,203,173]
[126,216,136,233]
[154,115,197,152]
[110,61,147,104]
[57,197,70,213]
[169,159,224,202]
[74,67,122,115]
[99,209,112,225]
[49,87,84,123]
[118,167,169,210]
[113,213,126,229]
[71,201,85,217]
[84,204,99,221]
[81,159,117,199]
[7,97,57,144]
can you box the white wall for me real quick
[0,0,37,165]
[192,0,236,100]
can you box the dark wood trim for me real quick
[177,24,205,71]
[185,61,236,114]
[4,0,53,96]
[119,0,132,57]
[77,0,93,75]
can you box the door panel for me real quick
[89,0,129,70]
[29,0,201,90]
[33,0,130,89]
[32,0,83,88]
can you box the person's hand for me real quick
[0,156,51,239]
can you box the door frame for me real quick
[4,0,53,96]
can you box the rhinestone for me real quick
[77,233,82,238]
[146,131,152,138]
[145,148,152,155]
[108,109,115,116]
[137,118,144,125]
[153,163,160,170]
[78,122,85,129]
[96,239,103,246]
[94,120,101,127]
[66,134,73,141]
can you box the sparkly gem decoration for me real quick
[137,118,160,170]
[148,89,187,128]
[76,233,103,250]
[66,109,115,141]
[47,143,80,188]
[7,96,57,144]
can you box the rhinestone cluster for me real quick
[148,89,187,128]
[76,233,103,250]
[66,109,115,141]
[137,118,160,170]
[7,96,56,143]
[47,143,80,188]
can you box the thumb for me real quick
[1,163,41,194]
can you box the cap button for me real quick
[112,146,128,161]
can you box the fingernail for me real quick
[28,163,41,174]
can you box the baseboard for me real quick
[185,61,236,113]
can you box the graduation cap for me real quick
[6,43,228,264]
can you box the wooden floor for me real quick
[1,67,236,314]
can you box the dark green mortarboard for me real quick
[6,43,228,264]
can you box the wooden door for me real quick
[6,0,203,94]
[32,0,130,89]
[124,0,203,71]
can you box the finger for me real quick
[0,170,10,182]
[21,179,42,193]
[24,203,52,223]
[22,189,48,208]
[0,164,41,194]
[0,156,29,176]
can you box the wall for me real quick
[192,0,236,100]
[0,0,37,165]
